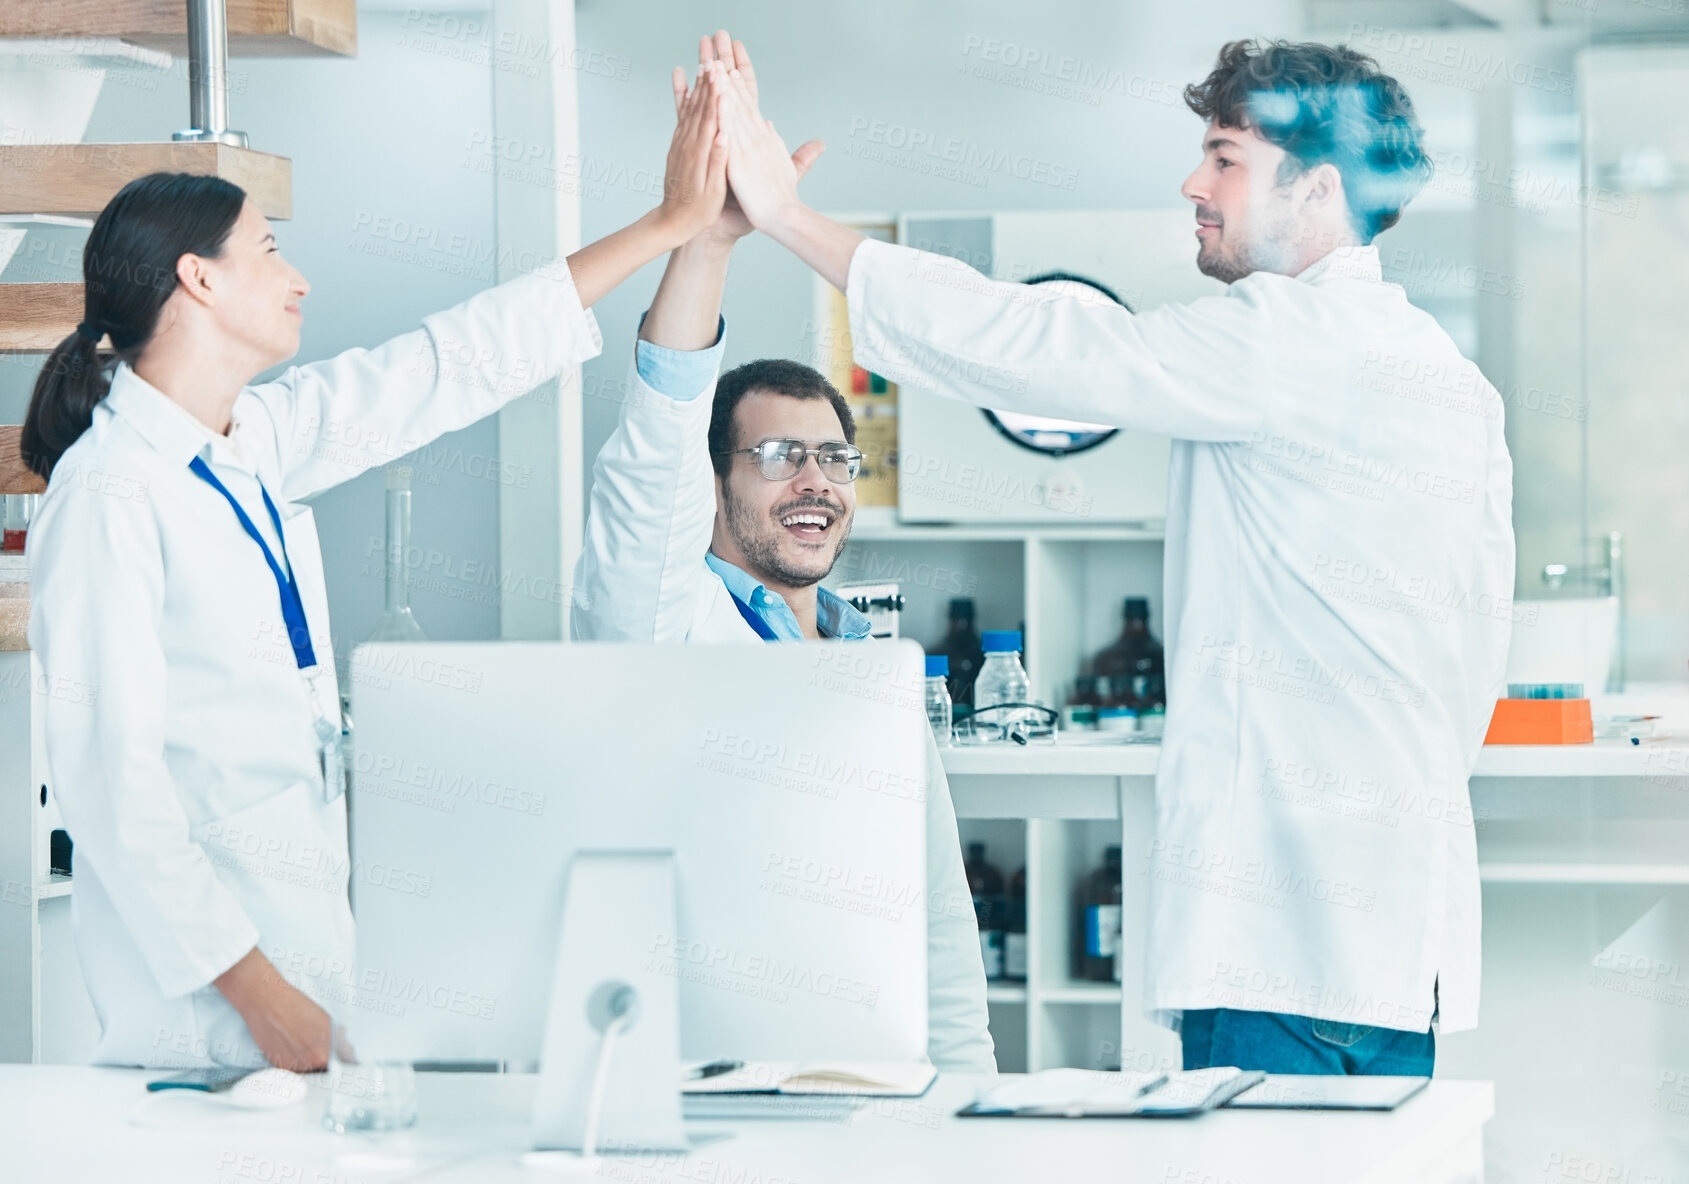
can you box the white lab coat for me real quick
[570,358,997,1072]
[29,263,601,1067]
[846,239,1514,1034]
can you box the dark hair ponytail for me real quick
[21,172,247,479]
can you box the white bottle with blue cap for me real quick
[925,654,953,746]
[974,631,1031,737]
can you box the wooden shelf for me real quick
[0,285,101,356]
[35,875,71,901]
[0,143,291,221]
[0,0,356,58]
[0,427,45,496]
[985,984,1028,1004]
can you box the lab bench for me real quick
[0,1065,1495,1184]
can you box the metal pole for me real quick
[173,0,248,147]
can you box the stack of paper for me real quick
[961,1067,1263,1118]
[966,1069,1170,1116]
[683,1061,937,1098]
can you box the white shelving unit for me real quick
[955,812,1152,1075]
[837,533,1167,716]
[832,305,1179,1069]
[848,508,1165,543]
[0,651,98,1064]
[838,437,1176,1073]
[833,323,1176,1071]
[951,785,1178,1076]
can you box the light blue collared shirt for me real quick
[704,553,873,642]
[633,314,726,400]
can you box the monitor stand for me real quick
[530,850,691,1158]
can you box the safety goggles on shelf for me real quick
[952,702,1060,746]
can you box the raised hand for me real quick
[698,30,753,106]
[716,58,810,236]
[683,32,823,242]
[653,61,729,247]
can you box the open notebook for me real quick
[957,1067,1265,1118]
[682,1061,937,1098]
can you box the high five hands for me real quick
[561,31,848,309]
[664,30,824,245]
[651,53,729,247]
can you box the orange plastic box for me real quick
[1484,698,1594,745]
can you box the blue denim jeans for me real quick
[1180,1008,1435,1076]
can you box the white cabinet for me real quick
[0,651,98,1063]
[0,651,32,1063]
[959,809,1182,1076]
[836,518,1173,1071]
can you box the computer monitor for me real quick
[344,641,931,1069]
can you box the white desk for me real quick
[3,1067,1492,1184]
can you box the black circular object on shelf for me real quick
[982,408,1118,457]
[979,270,1130,457]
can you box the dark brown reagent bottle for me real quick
[1091,598,1164,711]
[1075,845,1124,983]
[966,842,1006,981]
[938,597,986,706]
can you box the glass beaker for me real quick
[323,1020,418,1133]
[366,465,427,643]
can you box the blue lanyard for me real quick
[188,456,318,670]
[726,588,781,642]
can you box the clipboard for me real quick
[956,1068,1266,1119]
[1223,1074,1430,1111]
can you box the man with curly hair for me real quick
[720,35,1516,1076]
[1179,39,1434,281]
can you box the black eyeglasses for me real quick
[716,439,863,484]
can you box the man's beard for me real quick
[1195,195,1299,284]
[1197,235,1256,284]
[721,483,850,590]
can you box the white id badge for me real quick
[316,715,348,803]
[303,668,347,803]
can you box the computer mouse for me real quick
[222,1067,310,1109]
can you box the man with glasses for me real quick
[700,360,866,642]
[573,348,995,1073]
[569,34,992,1075]
[575,351,870,654]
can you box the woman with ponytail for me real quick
[26,65,734,1071]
